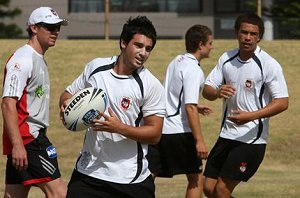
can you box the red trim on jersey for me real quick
[22,177,53,186]
[2,54,35,155]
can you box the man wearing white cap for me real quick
[1,7,68,198]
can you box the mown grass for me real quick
[0,39,299,197]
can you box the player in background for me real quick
[202,12,289,198]
[1,7,68,198]
[59,16,165,198]
[147,24,213,198]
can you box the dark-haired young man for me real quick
[202,12,289,198]
[59,16,165,198]
[147,24,213,198]
[2,7,68,198]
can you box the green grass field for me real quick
[0,39,299,197]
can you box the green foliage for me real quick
[0,23,22,38]
[270,0,300,39]
[271,0,300,17]
[0,0,22,38]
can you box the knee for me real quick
[186,173,202,188]
[55,185,67,198]
[48,190,67,198]
[203,182,228,198]
[203,183,214,198]
[45,189,66,198]
[214,183,227,197]
[213,181,234,198]
[44,181,67,198]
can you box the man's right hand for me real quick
[12,144,28,171]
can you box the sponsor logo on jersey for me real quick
[35,85,45,98]
[239,162,247,173]
[46,145,57,158]
[13,63,21,71]
[177,55,184,63]
[121,97,132,110]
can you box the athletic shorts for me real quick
[147,133,202,178]
[204,137,266,182]
[5,129,61,186]
[66,170,155,198]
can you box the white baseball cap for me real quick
[27,7,68,26]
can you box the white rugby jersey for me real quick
[66,56,165,184]
[162,53,205,134]
[2,44,50,154]
[205,46,288,144]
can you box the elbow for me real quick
[151,132,162,145]
[275,97,289,113]
[59,91,72,107]
[202,92,214,101]
[147,117,163,144]
[1,101,4,111]
[282,98,289,111]
[202,85,218,101]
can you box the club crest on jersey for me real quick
[239,162,247,173]
[46,145,57,158]
[121,97,132,110]
[245,79,253,89]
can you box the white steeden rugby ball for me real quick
[63,87,107,131]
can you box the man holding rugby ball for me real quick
[59,16,165,198]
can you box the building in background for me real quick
[3,0,277,40]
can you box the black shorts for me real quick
[5,129,61,186]
[147,133,202,178]
[66,170,155,198]
[204,137,266,182]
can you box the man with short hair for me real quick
[59,16,165,198]
[202,12,289,198]
[2,7,68,198]
[147,24,213,198]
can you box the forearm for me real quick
[251,97,289,120]
[203,84,236,101]
[185,104,208,159]
[94,112,164,145]
[186,104,205,143]
[117,119,163,144]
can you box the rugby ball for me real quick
[63,87,107,131]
